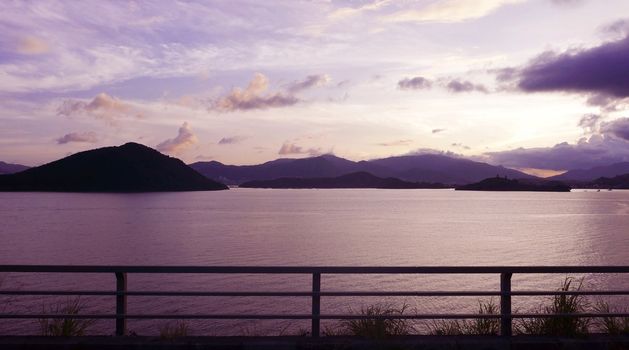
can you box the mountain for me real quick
[0,142,228,192]
[191,153,535,185]
[550,162,629,181]
[368,154,536,183]
[456,176,571,192]
[590,173,629,189]
[240,171,447,189]
[0,161,29,174]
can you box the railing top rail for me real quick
[0,265,628,274]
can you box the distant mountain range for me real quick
[0,143,228,192]
[590,173,629,189]
[240,171,447,189]
[0,161,29,175]
[550,162,629,181]
[190,154,535,185]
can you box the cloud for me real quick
[218,136,246,145]
[329,0,391,21]
[195,154,213,160]
[602,19,629,36]
[432,128,446,134]
[384,0,523,23]
[451,142,471,150]
[601,117,629,141]
[156,122,198,154]
[55,132,98,145]
[406,148,463,158]
[484,118,629,170]
[578,114,602,133]
[278,142,322,156]
[499,33,629,110]
[16,36,49,55]
[550,0,583,6]
[445,79,489,93]
[377,139,413,146]
[287,74,330,93]
[398,76,432,90]
[57,93,139,123]
[212,73,299,112]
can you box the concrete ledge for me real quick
[0,335,628,350]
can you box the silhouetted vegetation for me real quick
[430,299,499,335]
[325,304,414,338]
[516,278,590,336]
[594,301,629,335]
[159,321,190,339]
[38,297,94,336]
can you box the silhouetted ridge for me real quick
[239,171,446,189]
[455,176,571,192]
[591,173,629,189]
[0,142,228,192]
[191,153,535,185]
[0,161,29,174]
[549,162,629,181]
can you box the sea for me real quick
[0,189,627,335]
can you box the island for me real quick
[0,142,228,192]
[455,176,571,192]
[239,171,447,189]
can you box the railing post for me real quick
[500,272,512,337]
[311,273,321,337]
[115,272,127,336]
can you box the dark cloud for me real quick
[278,142,322,156]
[398,76,432,90]
[451,142,470,150]
[445,79,488,93]
[601,117,629,141]
[218,136,246,145]
[432,128,445,134]
[376,139,413,147]
[287,74,330,93]
[56,132,97,144]
[485,117,629,170]
[504,34,629,103]
[601,19,629,36]
[578,113,602,132]
[212,73,299,112]
[156,122,197,154]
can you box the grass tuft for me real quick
[593,301,629,335]
[38,297,94,336]
[430,299,499,335]
[329,303,414,338]
[159,321,189,339]
[516,277,590,336]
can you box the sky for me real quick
[1,0,629,176]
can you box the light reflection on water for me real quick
[0,189,627,335]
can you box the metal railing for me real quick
[0,265,628,337]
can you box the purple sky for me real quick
[1,0,629,175]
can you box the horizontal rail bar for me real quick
[1,265,628,274]
[2,290,629,297]
[1,313,628,320]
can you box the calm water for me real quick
[0,189,628,335]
